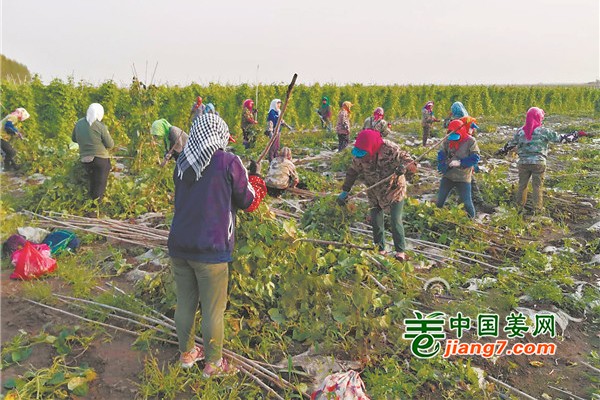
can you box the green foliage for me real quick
[0,54,31,82]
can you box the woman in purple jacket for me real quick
[167,113,256,377]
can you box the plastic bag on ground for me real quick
[10,242,57,280]
[17,226,50,243]
[311,370,370,400]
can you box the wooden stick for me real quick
[24,299,178,346]
[257,73,298,163]
[581,361,600,374]
[294,237,373,250]
[547,385,586,400]
[487,376,539,400]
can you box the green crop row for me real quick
[2,77,599,147]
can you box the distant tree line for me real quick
[1,54,31,82]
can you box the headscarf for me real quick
[243,99,254,110]
[279,147,292,160]
[269,99,281,112]
[11,108,30,122]
[447,119,470,150]
[196,96,203,107]
[353,129,384,159]
[320,96,330,109]
[151,119,172,137]
[204,103,216,114]
[423,101,434,112]
[450,102,468,119]
[86,103,104,126]
[373,107,384,121]
[342,101,352,113]
[176,113,231,180]
[522,107,544,141]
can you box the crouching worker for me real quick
[436,120,480,218]
[337,129,417,262]
[1,107,30,171]
[151,119,189,164]
[167,114,263,377]
[265,147,299,197]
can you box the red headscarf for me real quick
[373,107,384,121]
[522,107,544,141]
[243,99,254,110]
[354,129,384,159]
[196,96,203,106]
[447,119,470,150]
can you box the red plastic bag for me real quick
[10,241,57,280]
[245,175,267,212]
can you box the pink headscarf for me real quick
[243,99,254,110]
[423,101,434,111]
[522,107,544,141]
[373,107,384,121]
[354,129,384,159]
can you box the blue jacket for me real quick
[167,150,255,263]
[267,109,279,127]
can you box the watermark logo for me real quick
[403,310,557,359]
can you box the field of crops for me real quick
[1,79,599,399]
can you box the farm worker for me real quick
[72,103,114,201]
[337,129,417,262]
[151,119,189,163]
[316,96,333,131]
[190,96,205,122]
[435,120,480,218]
[265,147,300,197]
[265,99,291,161]
[203,103,219,116]
[363,107,392,137]
[245,160,267,211]
[445,101,495,213]
[421,101,440,146]
[1,107,29,171]
[167,113,262,376]
[495,130,589,155]
[241,99,259,149]
[335,101,353,151]
[502,107,559,212]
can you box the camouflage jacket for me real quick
[363,116,392,137]
[342,139,416,209]
[421,109,436,127]
[265,158,299,189]
[241,108,257,132]
[336,109,351,135]
[507,127,559,165]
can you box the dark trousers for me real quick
[267,133,280,162]
[436,177,475,218]
[84,157,111,200]
[1,139,17,164]
[371,200,406,252]
[338,134,349,152]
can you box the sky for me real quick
[2,0,599,86]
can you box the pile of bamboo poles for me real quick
[26,284,309,400]
[25,211,169,249]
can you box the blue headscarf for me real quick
[451,102,468,119]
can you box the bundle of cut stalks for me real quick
[26,285,310,400]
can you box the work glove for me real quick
[336,191,349,206]
[449,160,461,168]
[395,164,407,176]
[248,160,260,176]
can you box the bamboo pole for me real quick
[257,73,298,163]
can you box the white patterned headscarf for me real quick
[176,113,230,180]
[86,103,104,125]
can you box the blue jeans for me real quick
[436,177,475,218]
